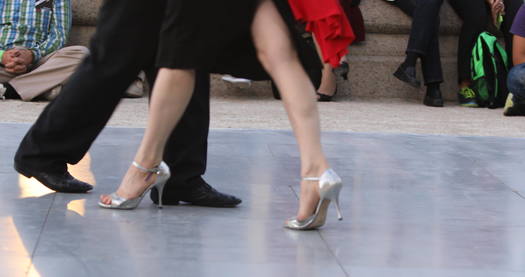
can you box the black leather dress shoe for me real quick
[393,63,421,88]
[423,86,444,107]
[14,163,93,193]
[150,177,242,207]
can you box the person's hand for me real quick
[1,48,33,74]
[4,60,29,74]
[1,49,14,65]
[489,0,505,27]
[13,48,34,66]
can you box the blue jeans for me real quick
[507,63,525,103]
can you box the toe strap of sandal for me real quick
[109,192,128,206]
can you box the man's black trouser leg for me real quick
[405,0,443,57]
[421,24,444,85]
[448,0,489,83]
[158,71,210,191]
[15,0,209,192]
[390,0,444,84]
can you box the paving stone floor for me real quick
[1,123,524,277]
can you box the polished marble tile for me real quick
[322,222,525,272]
[346,266,525,277]
[28,256,347,277]
[1,123,524,277]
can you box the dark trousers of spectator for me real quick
[15,0,210,193]
[390,0,521,85]
[448,0,490,84]
[507,63,525,102]
[447,0,521,82]
[388,0,444,85]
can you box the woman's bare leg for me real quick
[312,38,338,98]
[100,69,195,204]
[252,0,331,220]
[318,63,338,97]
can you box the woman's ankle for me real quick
[301,162,330,179]
[134,149,163,169]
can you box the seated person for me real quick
[386,0,445,107]
[386,0,519,108]
[0,0,88,101]
[505,4,525,116]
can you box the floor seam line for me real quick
[514,190,525,200]
[318,231,350,277]
[25,193,56,276]
[289,184,349,276]
[472,159,521,193]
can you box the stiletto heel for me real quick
[285,169,343,230]
[156,180,165,209]
[98,161,171,210]
[334,197,343,221]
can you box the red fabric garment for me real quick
[288,0,355,67]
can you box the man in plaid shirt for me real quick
[0,0,88,101]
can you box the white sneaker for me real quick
[221,75,252,89]
[0,84,6,100]
[41,85,62,101]
[125,78,146,98]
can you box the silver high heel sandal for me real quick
[98,161,171,210]
[285,169,343,230]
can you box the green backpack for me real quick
[470,32,510,108]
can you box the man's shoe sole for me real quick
[150,199,241,208]
[14,162,34,179]
[423,97,444,107]
[460,103,479,108]
[179,200,241,208]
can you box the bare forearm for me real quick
[513,35,525,65]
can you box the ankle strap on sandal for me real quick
[303,168,336,181]
[132,161,161,174]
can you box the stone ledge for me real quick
[71,0,102,26]
[68,0,465,101]
[345,55,459,101]
[210,56,460,102]
[350,33,458,57]
[70,0,463,34]
[68,26,95,46]
[362,0,461,35]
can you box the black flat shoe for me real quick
[333,61,349,81]
[394,63,421,88]
[14,163,93,193]
[423,86,444,107]
[150,177,242,207]
[317,61,349,102]
[317,86,338,102]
